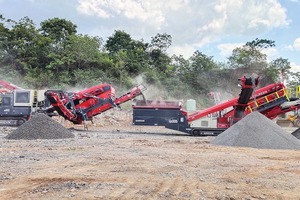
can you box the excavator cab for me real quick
[287,110,300,127]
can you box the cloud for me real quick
[217,43,244,57]
[190,0,288,47]
[217,43,279,62]
[293,38,300,51]
[77,0,187,29]
[261,47,279,61]
[169,44,197,59]
[286,38,300,51]
[76,0,288,57]
[290,62,300,73]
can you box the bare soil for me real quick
[1,110,300,200]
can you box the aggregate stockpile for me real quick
[292,128,300,139]
[211,112,300,150]
[5,114,74,140]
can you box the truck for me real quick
[132,76,300,136]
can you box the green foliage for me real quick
[228,46,267,69]
[245,38,275,49]
[24,65,53,88]
[40,18,77,42]
[172,51,217,95]
[0,15,296,108]
[228,38,273,70]
[72,69,116,87]
[287,72,300,88]
[0,16,40,75]
[105,30,149,76]
[189,51,216,72]
[264,58,291,83]
[149,33,172,52]
[0,65,26,87]
[149,49,172,74]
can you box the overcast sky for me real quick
[1,0,299,72]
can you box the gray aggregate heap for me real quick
[211,111,300,149]
[5,113,74,140]
[291,128,300,139]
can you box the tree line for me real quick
[0,15,299,105]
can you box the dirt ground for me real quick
[1,110,300,200]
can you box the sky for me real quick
[0,0,299,72]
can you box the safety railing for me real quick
[286,85,300,98]
[246,88,288,112]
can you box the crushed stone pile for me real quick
[5,113,74,140]
[291,128,300,140]
[211,111,300,150]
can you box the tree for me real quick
[40,18,77,43]
[172,51,217,95]
[228,38,274,69]
[226,38,277,87]
[245,38,275,49]
[105,30,133,54]
[287,72,300,89]
[105,30,148,76]
[188,51,217,94]
[266,58,291,83]
[0,15,12,64]
[149,33,172,52]
[0,16,40,76]
[64,34,104,69]
[149,49,171,74]
[171,54,189,75]
[189,51,216,72]
[26,18,77,87]
[39,18,78,68]
[147,33,172,76]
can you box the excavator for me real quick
[287,113,300,127]
[132,76,300,136]
[276,108,300,127]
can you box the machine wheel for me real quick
[191,129,206,136]
[293,119,300,127]
[16,118,26,126]
[191,129,200,136]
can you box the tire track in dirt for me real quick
[1,126,300,199]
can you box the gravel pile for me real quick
[5,113,74,140]
[291,128,300,139]
[211,111,300,149]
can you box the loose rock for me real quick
[291,128,300,139]
[211,111,300,149]
[5,113,74,140]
